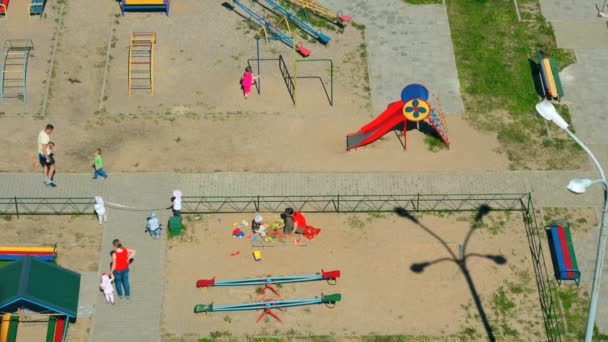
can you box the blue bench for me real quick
[547,222,580,286]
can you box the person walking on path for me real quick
[37,124,56,187]
[110,239,136,300]
[92,148,108,179]
[240,66,260,99]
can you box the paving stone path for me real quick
[318,0,464,114]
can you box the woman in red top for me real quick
[111,239,136,300]
[283,208,321,239]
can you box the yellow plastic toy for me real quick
[253,250,262,261]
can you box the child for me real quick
[240,66,260,99]
[48,142,56,183]
[146,211,162,239]
[168,190,182,217]
[92,148,108,180]
[251,215,267,237]
[94,195,108,224]
[99,272,115,304]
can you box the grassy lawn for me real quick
[446,0,585,170]
[403,0,443,4]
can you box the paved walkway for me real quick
[318,0,464,114]
[0,171,603,207]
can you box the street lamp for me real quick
[536,100,608,342]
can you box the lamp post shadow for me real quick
[395,205,507,342]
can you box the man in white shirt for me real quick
[37,124,55,187]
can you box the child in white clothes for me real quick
[94,196,107,224]
[99,272,115,304]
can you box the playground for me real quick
[161,212,546,339]
[0,0,509,173]
[0,216,101,342]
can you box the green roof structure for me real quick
[0,256,80,319]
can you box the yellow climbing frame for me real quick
[128,32,156,96]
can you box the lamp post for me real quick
[536,100,608,341]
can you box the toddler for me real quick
[252,215,267,237]
[94,195,108,224]
[99,272,115,304]
[240,66,260,99]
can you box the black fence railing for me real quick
[523,195,562,341]
[279,54,295,104]
[180,193,529,214]
[0,197,94,216]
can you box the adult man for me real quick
[37,124,55,187]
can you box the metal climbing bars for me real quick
[283,0,351,24]
[128,32,156,96]
[0,39,34,103]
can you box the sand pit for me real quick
[162,212,546,340]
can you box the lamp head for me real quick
[567,178,593,194]
[535,101,569,130]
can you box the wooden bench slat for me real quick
[549,58,564,98]
[549,224,580,285]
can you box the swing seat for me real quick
[296,42,311,57]
[321,269,340,280]
[196,277,215,288]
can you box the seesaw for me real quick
[194,293,341,322]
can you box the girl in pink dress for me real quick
[241,66,259,99]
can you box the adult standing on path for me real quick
[110,239,136,300]
[37,124,55,187]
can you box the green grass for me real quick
[446,0,583,169]
[424,135,447,152]
[403,0,442,4]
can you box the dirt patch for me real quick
[162,211,544,340]
[0,215,102,272]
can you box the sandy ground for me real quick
[0,216,102,342]
[0,0,509,173]
[0,215,102,271]
[161,212,545,339]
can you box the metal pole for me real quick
[330,59,333,106]
[256,38,261,95]
[564,128,608,342]
[14,196,19,218]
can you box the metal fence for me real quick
[0,197,94,217]
[0,192,562,340]
[180,193,530,214]
[523,195,562,341]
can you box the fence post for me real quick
[14,196,19,218]
[330,59,333,106]
[416,193,420,211]
[255,195,260,212]
[337,195,340,213]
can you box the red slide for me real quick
[346,101,404,150]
